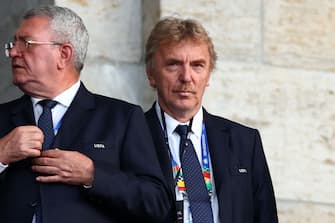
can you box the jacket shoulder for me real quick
[0,95,29,112]
[204,111,259,136]
[90,93,144,117]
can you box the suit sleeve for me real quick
[252,130,278,223]
[84,106,173,222]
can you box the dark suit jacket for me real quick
[0,84,173,223]
[145,104,278,223]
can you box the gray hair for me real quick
[24,5,89,72]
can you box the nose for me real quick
[7,46,21,58]
[5,41,22,58]
[179,64,192,82]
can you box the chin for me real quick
[12,79,21,86]
[13,78,32,92]
[12,77,26,86]
[175,103,196,113]
[13,71,33,84]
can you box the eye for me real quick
[193,63,204,68]
[24,39,31,48]
[191,62,205,72]
[165,60,181,71]
[16,37,31,48]
[167,60,179,66]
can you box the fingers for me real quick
[24,148,42,158]
[32,151,63,173]
[32,153,73,184]
[32,156,55,166]
[32,165,59,175]
[33,163,72,183]
[32,149,94,186]
[36,175,63,183]
[0,126,44,164]
[40,148,61,158]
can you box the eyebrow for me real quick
[165,58,182,64]
[13,35,27,41]
[190,59,207,64]
[165,57,207,63]
[14,33,34,40]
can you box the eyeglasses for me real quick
[4,39,63,57]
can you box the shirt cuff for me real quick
[83,184,93,189]
[0,162,8,173]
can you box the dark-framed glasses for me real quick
[4,39,63,57]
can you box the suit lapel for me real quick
[10,96,36,172]
[203,109,233,222]
[145,105,175,192]
[52,83,95,149]
[11,95,36,127]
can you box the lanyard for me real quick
[54,118,62,133]
[160,108,212,196]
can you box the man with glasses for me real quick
[0,5,172,223]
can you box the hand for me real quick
[32,149,94,186]
[0,126,43,164]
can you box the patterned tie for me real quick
[36,99,57,223]
[175,125,214,223]
[38,99,57,150]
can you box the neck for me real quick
[158,103,200,123]
[169,112,193,123]
[22,78,79,99]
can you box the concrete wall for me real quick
[160,0,335,222]
[1,0,334,222]
[55,0,155,109]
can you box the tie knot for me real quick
[38,99,57,109]
[175,125,189,139]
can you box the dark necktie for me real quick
[35,100,57,223]
[175,125,214,223]
[38,99,57,150]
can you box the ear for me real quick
[57,43,74,70]
[146,65,157,88]
[206,72,212,87]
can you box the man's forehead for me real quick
[18,16,50,29]
[16,16,51,37]
[158,40,210,59]
[161,38,207,49]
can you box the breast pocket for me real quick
[230,166,248,176]
[80,141,120,168]
[229,166,251,188]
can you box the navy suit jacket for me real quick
[145,104,278,223]
[0,84,173,223]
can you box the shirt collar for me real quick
[31,80,81,108]
[155,101,203,139]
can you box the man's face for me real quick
[9,16,60,97]
[147,39,212,121]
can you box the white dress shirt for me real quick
[155,102,220,223]
[0,162,7,173]
[31,80,80,133]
